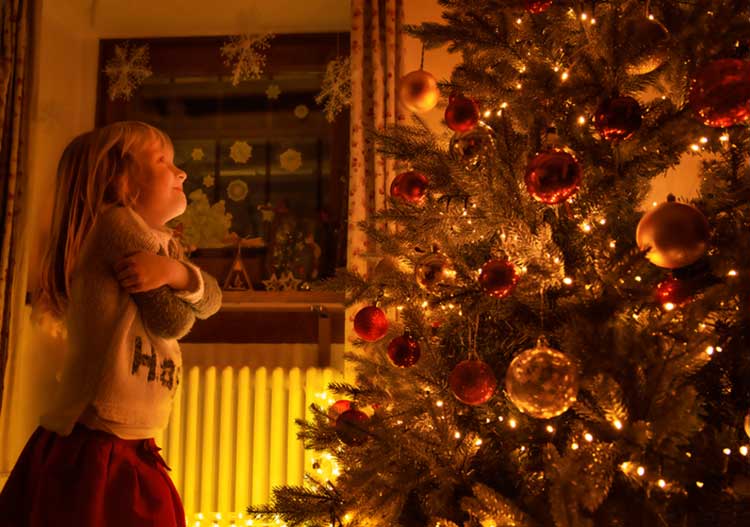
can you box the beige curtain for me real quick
[0,0,32,413]
[347,0,406,277]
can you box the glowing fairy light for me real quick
[637,466,645,476]
[563,277,573,285]
[613,419,623,430]
[658,479,666,488]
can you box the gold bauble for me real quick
[399,70,439,113]
[414,252,456,290]
[505,338,579,419]
[624,17,670,76]
[636,198,710,269]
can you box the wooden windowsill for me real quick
[218,290,346,312]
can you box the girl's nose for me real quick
[176,168,187,181]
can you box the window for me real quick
[96,34,349,290]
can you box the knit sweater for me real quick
[40,205,222,439]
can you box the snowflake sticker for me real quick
[315,55,351,123]
[279,148,303,172]
[191,147,205,161]
[104,42,152,101]
[203,174,215,188]
[227,180,249,202]
[221,33,274,86]
[229,141,253,164]
[294,104,309,119]
[266,83,281,100]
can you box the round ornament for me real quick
[449,122,497,171]
[449,359,498,405]
[445,93,480,132]
[390,171,428,204]
[636,198,710,269]
[399,70,440,113]
[328,399,352,420]
[624,17,669,76]
[525,148,583,204]
[594,96,642,141]
[688,59,750,128]
[387,334,421,367]
[656,277,692,310]
[479,259,518,299]
[335,409,370,446]
[525,0,553,13]
[415,252,456,290]
[353,305,389,342]
[505,339,579,419]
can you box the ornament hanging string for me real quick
[420,42,425,71]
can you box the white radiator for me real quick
[160,365,343,525]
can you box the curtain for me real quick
[0,0,32,414]
[347,0,405,277]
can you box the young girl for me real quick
[0,121,222,526]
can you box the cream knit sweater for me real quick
[40,205,222,439]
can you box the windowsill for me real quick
[219,290,345,312]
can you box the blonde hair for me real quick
[35,121,172,321]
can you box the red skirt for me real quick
[0,423,185,527]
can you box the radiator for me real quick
[159,365,343,525]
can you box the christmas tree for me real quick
[249,1,750,525]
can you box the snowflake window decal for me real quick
[104,42,153,102]
[221,33,275,87]
[315,55,351,123]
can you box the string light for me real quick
[546,425,555,433]
[706,346,715,356]
[740,446,748,456]
[696,481,704,488]
[584,433,594,442]
[728,269,738,276]
[561,71,570,81]
[577,115,586,125]
[658,479,666,488]
[613,419,623,430]
[509,418,517,428]
[723,448,731,455]
[454,431,461,439]
[720,134,730,142]
[637,466,645,476]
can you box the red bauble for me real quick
[445,93,480,132]
[525,0,553,13]
[448,359,497,406]
[479,259,518,299]
[328,399,352,420]
[525,148,582,204]
[656,277,692,310]
[390,171,428,203]
[387,335,421,367]
[594,96,642,141]
[689,59,750,128]
[335,409,370,446]
[353,306,389,342]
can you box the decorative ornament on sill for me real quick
[221,33,275,86]
[223,242,253,291]
[316,55,351,123]
[262,271,302,292]
[104,42,152,101]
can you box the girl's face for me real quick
[132,137,187,227]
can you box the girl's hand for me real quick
[115,251,195,293]
[114,251,174,293]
